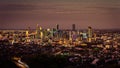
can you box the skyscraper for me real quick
[26,31,29,37]
[36,24,40,39]
[26,26,30,37]
[56,24,59,30]
[72,24,76,31]
[40,27,43,40]
[88,26,92,42]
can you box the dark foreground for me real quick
[1,43,120,68]
[0,54,120,68]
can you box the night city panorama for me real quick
[1,0,120,68]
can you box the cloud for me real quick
[0,3,35,11]
[0,1,120,29]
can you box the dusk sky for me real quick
[0,0,120,29]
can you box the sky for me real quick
[0,0,120,29]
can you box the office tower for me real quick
[56,24,60,39]
[82,32,87,42]
[26,30,31,42]
[79,32,83,41]
[56,24,59,30]
[25,26,30,37]
[36,24,40,39]
[26,31,29,37]
[43,29,47,38]
[72,24,76,31]
[88,26,92,42]
[47,28,50,36]
[49,28,54,38]
[72,31,77,41]
[40,27,43,40]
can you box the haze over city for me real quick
[0,0,120,29]
[2,1,120,68]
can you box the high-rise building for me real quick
[56,24,59,30]
[40,27,43,40]
[56,24,60,39]
[82,32,87,42]
[26,26,30,37]
[72,24,76,31]
[88,26,92,42]
[26,31,29,37]
[36,24,40,39]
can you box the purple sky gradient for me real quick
[0,0,120,29]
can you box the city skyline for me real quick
[1,0,120,29]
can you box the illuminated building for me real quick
[25,30,30,43]
[0,34,2,40]
[40,27,43,39]
[88,26,92,42]
[43,29,48,39]
[79,32,83,41]
[26,31,29,37]
[36,24,40,39]
[50,28,54,38]
[69,31,72,41]
[72,31,77,41]
[82,32,87,42]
